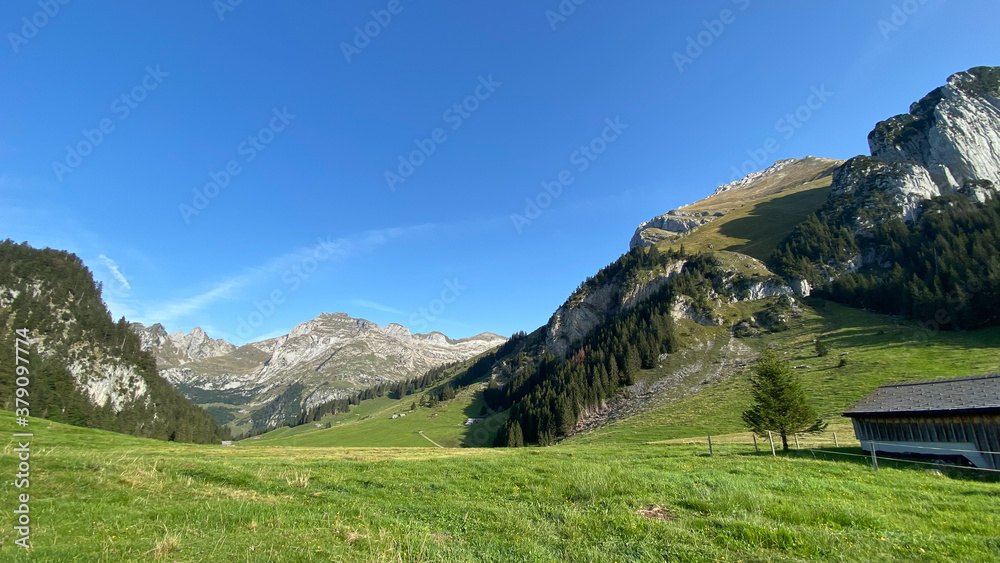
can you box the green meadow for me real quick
[2,409,999,562]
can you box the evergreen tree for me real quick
[742,350,826,450]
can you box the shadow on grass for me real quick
[778,448,1000,483]
[716,188,831,259]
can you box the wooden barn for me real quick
[843,374,1000,469]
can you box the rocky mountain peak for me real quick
[833,66,999,229]
[150,310,507,433]
[132,322,236,367]
[711,158,799,196]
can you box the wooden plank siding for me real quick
[851,414,1000,469]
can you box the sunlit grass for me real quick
[0,410,998,562]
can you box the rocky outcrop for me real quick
[868,66,1000,197]
[629,215,717,249]
[546,260,687,357]
[711,158,798,196]
[831,67,999,229]
[669,295,724,326]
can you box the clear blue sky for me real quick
[2,1,997,344]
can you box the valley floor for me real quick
[1,411,998,562]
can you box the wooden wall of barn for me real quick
[849,414,1000,469]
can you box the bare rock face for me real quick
[832,67,1000,229]
[669,295,724,327]
[629,216,715,249]
[546,260,687,357]
[711,158,798,196]
[829,157,941,225]
[868,66,1000,195]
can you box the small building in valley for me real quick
[844,374,1000,469]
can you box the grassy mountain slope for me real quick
[569,298,1000,446]
[674,176,834,260]
[2,408,998,562]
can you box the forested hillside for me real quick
[772,194,1000,329]
[0,240,229,443]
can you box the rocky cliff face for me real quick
[832,66,999,229]
[0,282,150,412]
[546,260,687,357]
[139,313,506,433]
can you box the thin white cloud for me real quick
[138,224,435,326]
[98,254,132,291]
[352,299,404,315]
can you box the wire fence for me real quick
[668,430,1000,475]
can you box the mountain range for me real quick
[131,316,506,434]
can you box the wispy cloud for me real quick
[137,224,435,326]
[98,254,131,291]
[352,299,404,315]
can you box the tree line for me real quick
[772,193,1000,329]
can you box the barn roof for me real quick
[844,374,1000,417]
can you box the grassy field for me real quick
[2,409,999,562]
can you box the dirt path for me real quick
[418,431,444,448]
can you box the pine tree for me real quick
[742,350,826,450]
[507,422,524,447]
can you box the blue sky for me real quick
[1,1,997,344]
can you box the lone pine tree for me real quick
[742,349,826,450]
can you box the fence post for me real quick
[870,440,879,471]
[707,434,713,456]
[794,434,800,449]
[767,431,776,456]
[752,433,759,453]
[833,432,839,447]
